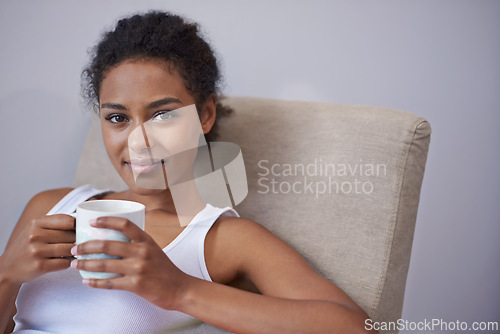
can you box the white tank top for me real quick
[13,185,238,333]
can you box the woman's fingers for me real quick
[74,240,130,258]
[26,229,75,245]
[34,243,75,258]
[44,229,76,244]
[44,258,73,272]
[37,214,76,230]
[82,276,129,290]
[90,216,146,242]
[27,214,75,243]
[72,258,124,275]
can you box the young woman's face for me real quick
[99,59,214,195]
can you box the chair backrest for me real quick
[74,96,431,325]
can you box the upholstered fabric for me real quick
[74,96,431,331]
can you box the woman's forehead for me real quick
[99,59,193,104]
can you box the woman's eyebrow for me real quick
[100,97,182,111]
[147,97,182,109]
[100,102,127,110]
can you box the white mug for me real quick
[72,199,145,279]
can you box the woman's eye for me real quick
[153,111,176,121]
[104,114,127,124]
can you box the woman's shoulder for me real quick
[212,216,267,236]
[206,216,283,270]
[25,187,74,216]
[204,216,264,284]
[209,215,291,258]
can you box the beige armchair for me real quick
[74,96,431,332]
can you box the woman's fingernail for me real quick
[83,278,90,285]
[71,246,78,256]
[71,260,78,269]
[89,218,98,226]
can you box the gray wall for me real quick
[1,0,498,330]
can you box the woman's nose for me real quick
[128,123,152,154]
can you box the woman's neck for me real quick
[113,178,206,227]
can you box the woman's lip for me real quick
[125,160,165,174]
[128,158,161,165]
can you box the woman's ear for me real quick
[200,94,217,134]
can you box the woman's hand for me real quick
[0,214,75,285]
[70,217,188,310]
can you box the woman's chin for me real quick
[121,166,169,192]
[129,185,168,196]
[122,175,170,196]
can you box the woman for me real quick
[0,11,372,333]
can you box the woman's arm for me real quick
[178,277,368,333]
[179,218,372,333]
[0,275,19,334]
[0,188,73,333]
[74,216,375,333]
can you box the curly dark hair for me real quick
[82,10,232,142]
